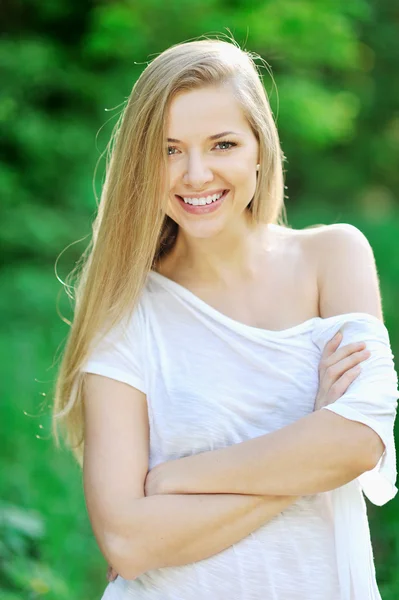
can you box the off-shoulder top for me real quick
[81,270,398,600]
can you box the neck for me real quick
[161,214,273,285]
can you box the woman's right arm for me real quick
[83,374,297,581]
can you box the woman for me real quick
[52,39,398,599]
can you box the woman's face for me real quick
[165,84,259,239]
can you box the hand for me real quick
[314,330,370,411]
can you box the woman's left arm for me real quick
[147,225,389,498]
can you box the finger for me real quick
[325,331,343,355]
[330,341,367,363]
[328,350,371,378]
[321,341,367,374]
[328,364,362,402]
[324,349,370,383]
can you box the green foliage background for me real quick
[1,0,398,598]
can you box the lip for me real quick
[175,189,229,215]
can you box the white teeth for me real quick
[182,191,224,206]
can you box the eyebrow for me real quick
[167,131,240,143]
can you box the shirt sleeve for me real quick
[80,304,147,395]
[311,312,399,506]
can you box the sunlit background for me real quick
[2,0,399,598]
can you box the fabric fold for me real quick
[311,312,398,506]
[311,313,399,600]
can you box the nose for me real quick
[183,154,214,189]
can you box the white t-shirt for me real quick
[81,270,398,600]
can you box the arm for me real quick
[146,225,385,498]
[83,373,298,582]
[113,492,298,579]
[147,409,380,497]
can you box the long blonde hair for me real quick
[52,37,288,466]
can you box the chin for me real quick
[180,222,227,239]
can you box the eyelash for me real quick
[167,141,237,156]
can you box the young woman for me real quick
[52,39,398,600]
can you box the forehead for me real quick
[167,84,251,138]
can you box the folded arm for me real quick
[83,373,299,582]
[148,225,388,499]
[147,409,382,498]
[108,492,298,579]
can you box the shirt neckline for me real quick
[148,270,383,338]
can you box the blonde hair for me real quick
[52,37,288,466]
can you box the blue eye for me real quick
[215,141,237,151]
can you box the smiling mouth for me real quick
[176,189,228,206]
[175,189,229,214]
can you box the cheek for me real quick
[226,149,257,176]
[229,159,257,188]
[168,164,181,191]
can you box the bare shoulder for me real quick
[302,222,376,267]
[301,222,371,246]
[267,221,326,266]
[270,222,370,245]
[267,221,322,277]
[267,222,320,247]
[298,223,383,319]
